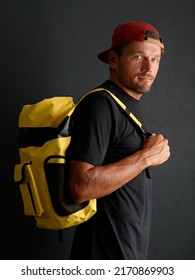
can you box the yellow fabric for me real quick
[14,94,97,230]
[19,96,75,127]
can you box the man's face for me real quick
[109,41,161,99]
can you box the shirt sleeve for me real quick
[67,93,114,166]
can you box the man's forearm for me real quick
[69,134,170,203]
[69,149,150,203]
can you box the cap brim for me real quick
[97,49,111,64]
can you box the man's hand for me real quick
[142,134,171,166]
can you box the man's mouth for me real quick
[138,74,154,81]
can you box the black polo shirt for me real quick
[67,80,152,260]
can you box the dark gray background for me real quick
[1,0,195,259]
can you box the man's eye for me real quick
[152,57,159,63]
[134,55,143,60]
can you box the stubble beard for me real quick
[134,85,152,94]
[127,81,153,95]
[133,73,155,94]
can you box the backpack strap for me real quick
[78,87,152,138]
[96,88,152,179]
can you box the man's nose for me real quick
[141,58,152,72]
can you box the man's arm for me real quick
[69,134,170,203]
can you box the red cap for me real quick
[98,21,165,63]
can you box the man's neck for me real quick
[109,76,142,100]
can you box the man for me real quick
[67,21,170,259]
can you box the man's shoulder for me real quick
[77,84,119,111]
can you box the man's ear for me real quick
[108,50,118,69]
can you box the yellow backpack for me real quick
[14,88,149,230]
